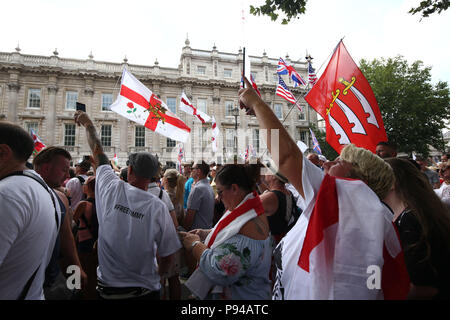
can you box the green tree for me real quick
[359,56,450,157]
[249,1,449,24]
[250,0,308,24]
[409,0,449,19]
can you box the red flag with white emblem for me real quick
[110,69,191,143]
[304,41,387,154]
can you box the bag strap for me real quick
[159,189,163,199]
[17,265,40,300]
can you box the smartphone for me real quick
[76,102,86,112]
[83,155,90,161]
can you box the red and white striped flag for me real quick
[30,128,46,154]
[109,69,191,143]
[180,92,211,124]
[276,75,297,105]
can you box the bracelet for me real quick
[191,240,201,251]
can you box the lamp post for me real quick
[232,107,239,163]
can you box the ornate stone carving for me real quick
[7,82,20,91]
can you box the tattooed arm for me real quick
[74,111,110,167]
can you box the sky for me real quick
[1,0,449,85]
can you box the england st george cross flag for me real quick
[109,69,191,143]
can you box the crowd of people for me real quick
[1,77,450,300]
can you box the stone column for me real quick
[7,72,20,123]
[47,81,58,145]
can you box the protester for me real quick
[0,122,60,300]
[384,158,450,299]
[74,110,181,300]
[306,153,321,168]
[260,173,301,244]
[416,156,440,189]
[441,153,449,164]
[33,147,87,299]
[238,76,409,300]
[183,160,215,231]
[435,161,450,207]
[148,166,181,300]
[210,165,218,196]
[179,164,272,300]
[66,159,91,210]
[376,141,397,158]
[73,175,98,300]
[182,161,194,209]
[162,169,186,227]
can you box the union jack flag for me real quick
[308,63,318,85]
[309,128,322,155]
[276,76,297,105]
[277,58,307,87]
[277,58,289,75]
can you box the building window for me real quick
[197,66,206,75]
[65,91,78,110]
[197,98,207,114]
[167,138,176,148]
[274,103,283,119]
[101,125,112,147]
[64,124,76,146]
[166,97,176,114]
[101,93,113,111]
[253,128,260,153]
[251,72,257,81]
[225,101,234,117]
[135,126,145,147]
[224,69,232,78]
[299,130,307,143]
[226,128,235,152]
[27,89,41,109]
[26,122,39,136]
[298,105,306,120]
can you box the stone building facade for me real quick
[0,39,317,167]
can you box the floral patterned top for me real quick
[199,234,272,300]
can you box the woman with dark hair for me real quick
[179,164,271,300]
[384,158,450,299]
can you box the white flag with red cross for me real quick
[110,69,191,143]
[179,92,211,124]
[211,116,220,153]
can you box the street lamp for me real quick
[232,107,239,163]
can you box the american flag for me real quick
[309,128,322,155]
[308,63,318,85]
[276,76,297,105]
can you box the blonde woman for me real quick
[162,169,186,227]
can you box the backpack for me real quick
[285,191,302,232]
[77,198,98,241]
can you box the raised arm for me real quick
[238,77,304,198]
[74,111,109,167]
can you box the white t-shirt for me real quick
[435,182,450,204]
[66,174,88,209]
[0,170,60,300]
[148,182,175,212]
[95,165,181,291]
